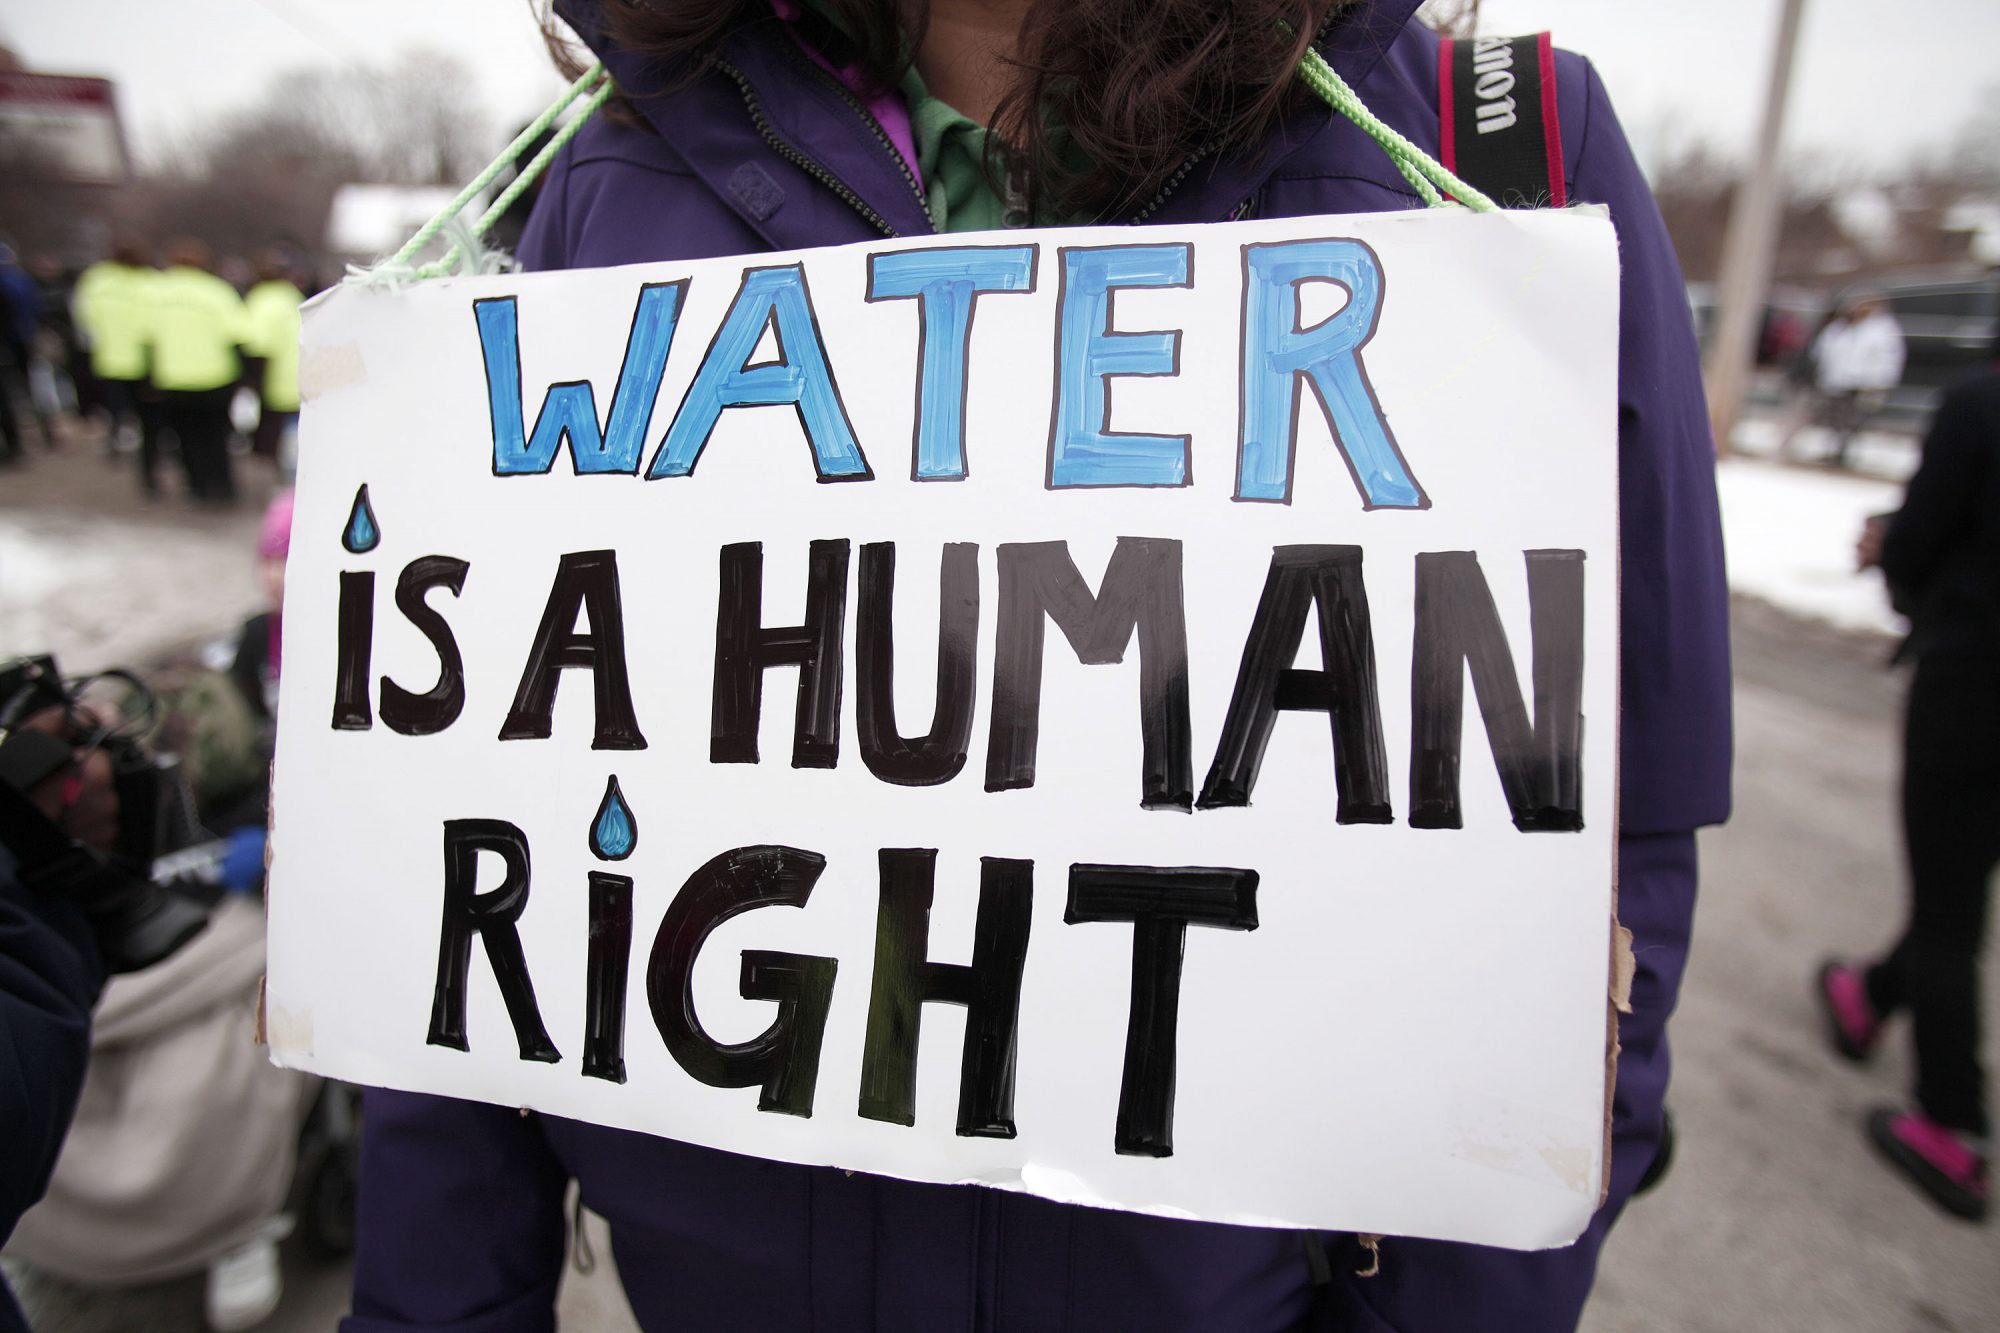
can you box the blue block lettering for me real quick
[1237,239,1426,509]
[1047,244,1192,489]
[866,245,1038,481]
[649,265,872,482]
[480,282,686,476]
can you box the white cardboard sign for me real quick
[268,208,1621,1250]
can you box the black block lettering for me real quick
[646,845,837,1117]
[428,819,560,1063]
[1409,550,1585,831]
[582,871,634,1083]
[986,538,1191,809]
[859,850,1033,1137]
[1198,545,1391,822]
[857,543,979,786]
[1066,864,1259,1157]
[711,541,850,768]
[499,550,647,749]
[380,555,471,736]
[331,570,374,730]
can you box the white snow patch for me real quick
[1731,415,1920,483]
[1716,457,1905,638]
[0,512,264,671]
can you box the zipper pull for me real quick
[1002,174,1031,229]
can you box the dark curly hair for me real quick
[541,0,1355,220]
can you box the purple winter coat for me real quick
[343,2,1731,1329]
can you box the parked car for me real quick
[1685,281,1828,408]
[1686,282,1825,367]
[1833,267,2000,420]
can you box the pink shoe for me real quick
[1867,1108,1989,1222]
[1815,960,1880,1062]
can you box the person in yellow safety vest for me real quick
[72,241,164,476]
[240,251,303,473]
[145,238,249,506]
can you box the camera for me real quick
[0,654,213,973]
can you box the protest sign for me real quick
[267,206,1621,1250]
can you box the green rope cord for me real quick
[1393,155,1447,208]
[1297,47,1498,213]
[369,39,1503,283]
[415,75,617,279]
[383,62,609,273]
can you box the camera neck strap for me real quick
[1438,32,1568,210]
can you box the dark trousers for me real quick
[1867,652,2000,1136]
[0,344,29,461]
[111,380,173,493]
[0,358,21,463]
[163,387,236,502]
[1816,388,1884,468]
[252,406,296,461]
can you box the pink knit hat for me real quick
[259,488,295,560]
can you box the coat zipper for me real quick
[717,41,1209,232]
[712,46,932,239]
[721,13,1342,235]
[1126,144,1216,225]
[779,41,934,223]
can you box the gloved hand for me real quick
[220,826,268,894]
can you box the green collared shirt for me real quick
[801,0,1058,232]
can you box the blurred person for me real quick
[241,253,305,474]
[6,504,312,1327]
[1822,337,2000,1223]
[28,253,86,429]
[4,883,307,1333]
[1790,294,1905,469]
[0,274,21,467]
[0,706,115,1331]
[175,490,294,816]
[229,488,292,723]
[340,2,1733,1330]
[75,242,165,478]
[0,243,41,464]
[217,255,255,296]
[146,238,249,506]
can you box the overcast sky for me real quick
[1,0,1994,179]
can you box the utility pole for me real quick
[1704,0,1808,455]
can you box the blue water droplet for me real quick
[590,776,637,861]
[342,485,380,554]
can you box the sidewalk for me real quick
[0,442,276,671]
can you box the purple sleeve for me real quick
[341,1090,569,1333]
[515,140,576,275]
[1563,56,1734,837]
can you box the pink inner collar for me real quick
[767,0,924,189]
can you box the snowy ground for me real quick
[0,507,265,673]
[1717,429,1909,640]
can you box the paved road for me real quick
[5,445,1994,1330]
[1583,598,1999,1333]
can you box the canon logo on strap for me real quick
[1438,32,1567,210]
[1469,36,1519,134]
